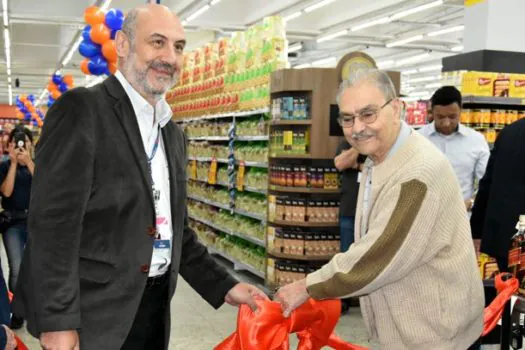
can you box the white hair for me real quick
[336,69,397,105]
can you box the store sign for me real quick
[465,0,485,6]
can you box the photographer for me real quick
[0,126,34,329]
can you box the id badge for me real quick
[154,239,171,249]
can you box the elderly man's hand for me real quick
[225,283,269,311]
[274,279,310,318]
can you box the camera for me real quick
[13,131,26,150]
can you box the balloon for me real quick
[52,74,62,85]
[15,112,23,120]
[28,95,35,102]
[58,82,69,93]
[82,25,92,40]
[47,101,54,108]
[24,113,32,121]
[24,100,32,108]
[84,6,105,26]
[90,23,111,45]
[63,74,74,86]
[50,90,61,100]
[19,95,27,102]
[88,55,108,75]
[31,113,38,120]
[79,38,102,58]
[108,61,117,75]
[47,81,57,92]
[110,29,118,40]
[80,58,90,75]
[37,120,43,128]
[105,9,124,30]
[102,40,117,62]
[28,105,36,113]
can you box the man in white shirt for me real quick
[419,86,490,212]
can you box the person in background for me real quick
[13,5,266,350]
[0,270,16,350]
[275,69,484,349]
[0,126,34,330]
[419,86,490,213]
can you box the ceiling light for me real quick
[288,43,303,53]
[3,28,9,49]
[419,64,442,72]
[2,8,7,27]
[304,0,337,13]
[351,17,390,32]
[386,34,423,48]
[294,63,311,69]
[181,20,187,26]
[210,0,221,5]
[284,11,303,22]
[451,45,464,52]
[409,91,432,97]
[391,0,444,21]
[396,52,430,66]
[408,75,440,83]
[425,82,442,89]
[312,56,336,66]
[86,76,105,88]
[6,68,10,75]
[377,60,394,69]
[62,35,83,67]
[8,85,12,106]
[7,77,10,83]
[427,25,464,37]
[317,29,348,43]
[100,0,112,11]
[402,96,426,102]
[186,4,210,22]
[402,69,418,75]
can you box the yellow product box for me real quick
[510,74,525,98]
[494,73,511,97]
[462,71,496,97]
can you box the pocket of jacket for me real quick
[79,257,116,284]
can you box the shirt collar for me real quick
[365,121,412,167]
[429,121,466,137]
[114,70,172,127]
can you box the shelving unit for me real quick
[268,252,334,261]
[189,157,229,164]
[237,161,268,168]
[187,136,229,141]
[268,185,339,194]
[187,194,230,211]
[269,220,339,228]
[189,214,265,247]
[175,107,270,123]
[462,96,525,106]
[270,120,312,126]
[236,136,269,141]
[208,246,265,279]
[242,186,267,195]
[234,208,266,222]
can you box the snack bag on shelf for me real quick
[493,74,510,97]
[461,71,496,97]
[510,74,525,98]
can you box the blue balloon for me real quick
[105,9,124,30]
[52,74,62,85]
[88,55,108,76]
[79,39,101,59]
[28,95,35,102]
[24,113,31,121]
[110,29,118,40]
[20,106,27,114]
[47,101,54,108]
[82,25,92,41]
[58,82,68,93]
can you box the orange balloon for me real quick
[24,100,32,108]
[28,105,36,113]
[84,6,105,26]
[90,23,111,45]
[37,120,43,128]
[102,40,117,62]
[51,90,61,100]
[108,61,117,75]
[47,82,56,91]
[80,58,90,75]
[15,112,24,120]
[63,74,74,86]
[19,95,27,102]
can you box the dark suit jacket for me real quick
[470,119,525,268]
[13,75,238,350]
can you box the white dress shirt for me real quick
[419,122,490,200]
[115,71,173,277]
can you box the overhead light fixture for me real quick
[391,0,444,21]
[451,45,464,52]
[2,8,7,27]
[402,69,418,75]
[351,17,390,32]
[6,68,10,75]
[294,63,311,69]
[100,0,112,11]
[396,52,430,66]
[3,28,9,49]
[317,29,348,43]
[181,20,187,26]
[425,82,442,89]
[186,4,210,22]
[210,0,221,5]
[288,43,303,53]
[305,0,337,13]
[284,11,303,22]
[419,64,442,72]
[409,91,432,97]
[386,34,423,48]
[427,25,464,37]
[86,76,105,88]
[312,56,336,66]
[7,85,12,106]
[377,60,394,69]
[62,35,83,67]
[408,75,440,83]
[7,76,10,83]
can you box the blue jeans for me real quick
[3,222,28,292]
[340,216,355,252]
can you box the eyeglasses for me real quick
[337,99,393,128]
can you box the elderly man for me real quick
[275,69,484,349]
[13,4,266,350]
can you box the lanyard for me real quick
[147,125,162,181]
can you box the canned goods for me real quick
[472,110,482,127]
[486,129,497,144]
[490,110,498,126]
[519,111,525,121]
[495,110,506,129]
[481,109,491,128]
[461,109,471,125]
[507,110,518,125]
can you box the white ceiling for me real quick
[0,0,465,105]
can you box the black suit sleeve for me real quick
[177,128,238,309]
[27,89,94,332]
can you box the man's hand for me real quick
[16,148,32,167]
[7,143,17,165]
[334,149,359,172]
[225,283,269,311]
[274,279,310,318]
[40,330,79,350]
[2,325,16,350]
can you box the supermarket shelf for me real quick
[241,186,267,195]
[187,194,231,211]
[208,246,265,279]
[188,214,265,247]
[234,208,267,222]
[236,136,269,141]
[188,136,229,141]
[270,120,312,126]
[189,178,229,187]
[270,154,311,159]
[268,185,340,194]
[268,251,334,261]
[236,160,268,168]
[462,96,525,106]
[176,108,270,123]
[269,220,339,228]
[188,157,229,164]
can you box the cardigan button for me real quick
[140,264,150,273]
[147,226,157,237]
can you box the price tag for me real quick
[208,158,218,184]
[236,161,245,191]
[190,159,197,180]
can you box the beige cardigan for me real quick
[306,132,484,349]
